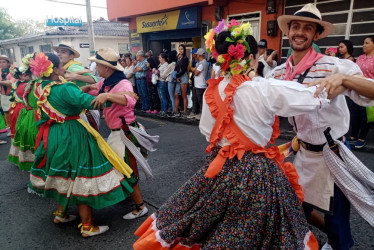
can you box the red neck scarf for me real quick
[285,47,323,81]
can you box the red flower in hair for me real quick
[29,52,53,77]
[228,43,245,60]
[220,54,232,72]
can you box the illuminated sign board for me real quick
[46,16,83,26]
[136,7,199,33]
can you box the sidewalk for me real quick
[135,111,374,153]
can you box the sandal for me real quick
[53,210,77,224]
[78,222,109,237]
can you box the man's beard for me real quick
[290,37,313,52]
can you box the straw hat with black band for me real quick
[277,3,334,39]
[88,48,124,72]
[52,41,80,58]
[0,55,13,65]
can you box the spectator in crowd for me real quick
[174,44,189,117]
[0,55,14,132]
[154,53,170,117]
[124,57,136,89]
[261,49,278,77]
[209,57,221,79]
[145,57,160,114]
[134,50,149,111]
[145,50,153,59]
[188,49,198,89]
[338,40,355,62]
[349,35,374,148]
[188,48,208,120]
[166,51,178,116]
[258,39,267,61]
[89,61,102,82]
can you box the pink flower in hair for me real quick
[228,19,241,28]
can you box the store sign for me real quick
[46,16,83,26]
[136,7,199,33]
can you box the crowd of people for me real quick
[1,2,374,249]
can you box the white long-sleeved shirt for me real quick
[199,76,330,147]
[266,56,374,145]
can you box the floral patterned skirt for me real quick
[134,149,317,249]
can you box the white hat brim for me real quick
[0,55,13,64]
[88,56,124,72]
[277,15,334,39]
[53,46,80,58]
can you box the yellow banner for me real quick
[136,10,180,33]
[131,32,139,38]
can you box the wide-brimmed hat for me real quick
[88,48,124,72]
[277,3,334,39]
[0,55,13,64]
[52,41,80,58]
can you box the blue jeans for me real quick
[157,80,168,112]
[325,184,354,250]
[136,78,149,110]
[168,81,176,112]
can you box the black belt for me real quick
[299,137,343,152]
[111,121,138,132]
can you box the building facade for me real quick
[107,0,284,59]
[0,19,130,67]
[107,0,374,62]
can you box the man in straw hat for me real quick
[53,41,100,130]
[53,41,97,87]
[82,48,157,221]
[0,55,15,135]
[267,3,374,250]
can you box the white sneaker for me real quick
[54,214,77,224]
[321,242,333,250]
[123,206,148,220]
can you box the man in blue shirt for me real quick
[134,50,149,111]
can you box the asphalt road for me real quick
[0,117,373,249]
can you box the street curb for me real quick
[135,111,374,153]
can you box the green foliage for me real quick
[0,8,24,40]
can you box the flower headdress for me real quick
[204,19,253,75]
[10,53,35,79]
[29,52,54,78]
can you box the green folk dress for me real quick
[9,81,39,170]
[28,80,136,210]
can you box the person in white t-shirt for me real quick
[188,48,207,119]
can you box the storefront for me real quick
[130,7,203,58]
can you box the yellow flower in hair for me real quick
[241,22,253,36]
[41,63,54,77]
[231,27,242,39]
[217,55,225,64]
[204,29,215,53]
[229,59,247,75]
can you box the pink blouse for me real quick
[88,79,137,129]
[356,54,374,79]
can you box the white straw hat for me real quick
[53,41,80,58]
[277,3,334,39]
[88,48,124,72]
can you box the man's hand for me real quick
[308,73,347,98]
[65,71,80,81]
[90,93,108,109]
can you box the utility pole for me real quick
[85,0,95,56]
